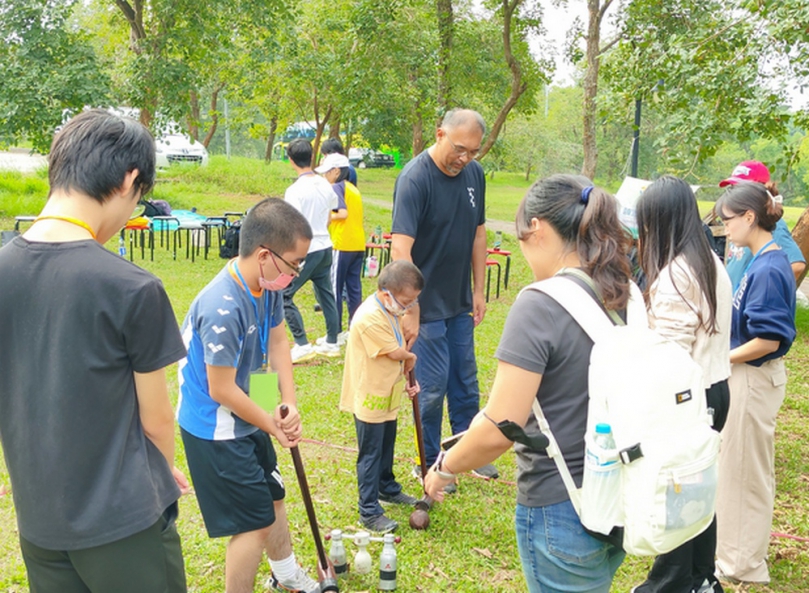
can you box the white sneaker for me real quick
[314,341,340,357]
[290,343,316,364]
[267,565,319,592]
[315,331,349,347]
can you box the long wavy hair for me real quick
[516,174,632,310]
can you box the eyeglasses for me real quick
[261,245,304,275]
[442,130,481,159]
[386,290,418,311]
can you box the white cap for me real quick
[315,152,350,173]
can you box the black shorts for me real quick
[181,429,286,538]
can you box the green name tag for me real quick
[249,371,280,413]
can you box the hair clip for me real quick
[767,190,782,205]
[581,186,594,205]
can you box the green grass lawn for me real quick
[1,159,809,592]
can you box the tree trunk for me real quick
[581,0,613,180]
[329,114,341,139]
[436,0,454,115]
[265,115,278,163]
[201,87,222,148]
[412,115,425,156]
[311,93,332,167]
[188,90,200,141]
[525,163,532,181]
[477,0,528,160]
[791,206,809,285]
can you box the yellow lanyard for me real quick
[34,215,97,240]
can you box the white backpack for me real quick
[525,270,721,556]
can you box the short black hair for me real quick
[378,260,424,293]
[239,198,313,257]
[48,109,156,203]
[321,138,345,155]
[286,139,312,168]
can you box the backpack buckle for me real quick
[619,444,643,464]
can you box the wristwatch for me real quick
[432,450,456,480]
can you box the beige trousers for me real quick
[715,358,786,583]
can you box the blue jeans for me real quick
[283,247,340,346]
[515,501,625,593]
[412,312,479,467]
[354,416,402,519]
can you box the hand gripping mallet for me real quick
[280,404,339,592]
[407,371,433,530]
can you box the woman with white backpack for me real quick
[632,176,733,593]
[424,174,632,592]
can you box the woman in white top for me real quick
[633,176,732,593]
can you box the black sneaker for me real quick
[472,463,499,479]
[361,514,398,533]
[379,491,419,506]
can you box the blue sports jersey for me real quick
[178,263,284,440]
[726,219,805,290]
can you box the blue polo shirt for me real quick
[178,263,284,440]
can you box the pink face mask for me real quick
[259,272,294,291]
[259,250,297,291]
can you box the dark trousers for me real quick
[638,379,730,593]
[21,503,186,593]
[412,312,479,467]
[283,247,340,345]
[355,416,402,519]
[335,250,363,331]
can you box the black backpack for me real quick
[220,220,242,259]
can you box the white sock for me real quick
[269,554,297,582]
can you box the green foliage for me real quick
[0,0,110,152]
[600,0,791,174]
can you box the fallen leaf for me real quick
[472,547,494,559]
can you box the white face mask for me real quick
[383,290,413,317]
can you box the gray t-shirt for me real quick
[0,238,186,550]
[495,287,594,508]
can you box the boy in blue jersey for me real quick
[178,198,318,593]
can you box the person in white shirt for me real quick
[632,175,732,593]
[283,139,341,362]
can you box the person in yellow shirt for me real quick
[339,261,423,533]
[316,153,366,346]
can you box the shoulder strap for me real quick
[520,272,618,344]
[518,270,635,517]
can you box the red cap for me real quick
[719,161,770,187]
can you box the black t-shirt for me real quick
[0,238,186,549]
[392,150,486,322]
[495,287,594,508]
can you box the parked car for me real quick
[155,133,209,168]
[349,148,395,169]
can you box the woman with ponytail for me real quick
[631,176,732,593]
[424,175,631,592]
[713,182,796,585]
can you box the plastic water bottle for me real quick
[581,422,621,535]
[118,234,126,257]
[367,255,379,278]
[378,533,398,590]
[493,230,502,250]
[593,423,617,456]
[352,531,372,575]
[327,529,348,578]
